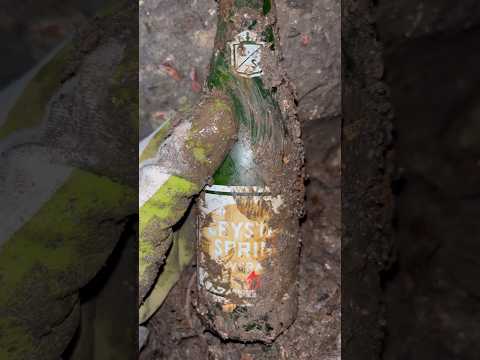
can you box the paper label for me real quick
[198,185,282,306]
[229,31,265,78]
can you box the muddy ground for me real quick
[140,0,340,359]
[376,1,480,359]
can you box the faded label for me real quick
[229,31,265,78]
[198,185,282,306]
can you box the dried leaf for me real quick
[190,67,202,92]
[162,63,182,81]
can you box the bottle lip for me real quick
[205,184,271,196]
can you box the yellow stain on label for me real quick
[222,303,237,313]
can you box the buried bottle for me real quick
[196,0,304,342]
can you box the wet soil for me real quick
[376,2,480,358]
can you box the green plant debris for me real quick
[139,175,199,278]
[263,0,272,15]
[213,154,237,184]
[234,0,262,10]
[244,322,263,331]
[139,175,198,235]
[262,26,275,50]
[192,146,208,163]
[0,317,35,358]
[0,169,133,305]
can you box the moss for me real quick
[0,43,74,141]
[228,90,249,125]
[262,26,275,50]
[207,52,235,90]
[263,0,272,15]
[265,322,273,332]
[234,0,262,9]
[139,176,199,279]
[213,154,237,184]
[139,212,194,323]
[0,317,35,359]
[252,77,272,101]
[186,139,213,165]
[192,147,208,163]
[216,17,228,44]
[139,175,199,234]
[210,98,232,114]
[0,169,133,306]
[244,321,263,331]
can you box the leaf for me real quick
[162,63,182,81]
[190,67,202,93]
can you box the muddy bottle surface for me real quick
[196,0,303,342]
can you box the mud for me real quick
[155,94,239,187]
[342,0,395,359]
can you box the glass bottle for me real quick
[196,0,303,342]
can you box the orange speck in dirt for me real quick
[222,303,237,312]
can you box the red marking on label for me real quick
[247,271,261,290]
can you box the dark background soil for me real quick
[343,1,480,359]
[376,1,480,359]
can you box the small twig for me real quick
[184,271,197,329]
[298,83,326,103]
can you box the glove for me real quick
[138,94,238,323]
[0,4,137,359]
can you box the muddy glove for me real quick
[138,94,238,323]
[0,5,137,359]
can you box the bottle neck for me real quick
[211,0,282,186]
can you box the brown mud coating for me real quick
[195,0,305,343]
[158,92,238,186]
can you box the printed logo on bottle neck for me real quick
[229,31,265,78]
